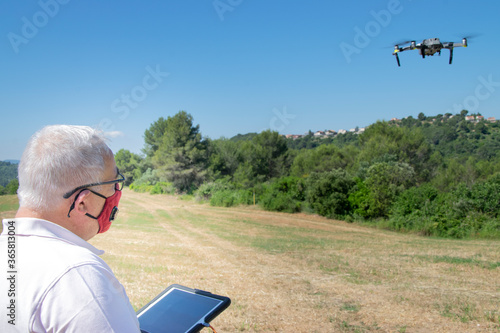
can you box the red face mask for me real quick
[67,184,122,234]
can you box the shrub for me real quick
[386,179,500,238]
[306,170,355,219]
[210,189,253,207]
[260,177,306,213]
[390,184,439,217]
[195,180,233,201]
[150,182,176,195]
[348,179,370,220]
[129,183,154,193]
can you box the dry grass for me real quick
[90,190,500,332]
[2,191,500,332]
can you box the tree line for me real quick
[0,162,19,195]
[115,110,500,239]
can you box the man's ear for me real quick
[74,189,92,215]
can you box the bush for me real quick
[195,180,233,201]
[390,184,439,217]
[129,183,154,193]
[150,182,176,195]
[261,192,302,213]
[260,177,306,213]
[348,178,370,220]
[132,168,160,186]
[386,179,500,238]
[306,170,355,219]
[130,181,175,195]
[210,189,253,207]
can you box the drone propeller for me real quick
[460,33,482,40]
[393,39,413,46]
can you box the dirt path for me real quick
[92,190,500,332]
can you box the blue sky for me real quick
[1,0,500,160]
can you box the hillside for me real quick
[284,113,499,155]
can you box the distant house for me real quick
[465,115,475,122]
[285,134,303,139]
[337,129,347,135]
[314,131,325,137]
[487,117,496,122]
[325,130,336,136]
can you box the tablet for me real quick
[136,284,231,333]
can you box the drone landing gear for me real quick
[395,53,401,67]
[449,48,453,64]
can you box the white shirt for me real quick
[0,218,140,333]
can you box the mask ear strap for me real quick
[67,200,76,218]
[67,189,89,218]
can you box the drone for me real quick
[392,37,468,66]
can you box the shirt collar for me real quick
[1,218,104,256]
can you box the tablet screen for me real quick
[137,285,230,333]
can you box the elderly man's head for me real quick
[18,125,115,213]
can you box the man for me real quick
[0,125,140,332]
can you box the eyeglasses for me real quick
[63,172,125,199]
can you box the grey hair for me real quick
[17,125,114,212]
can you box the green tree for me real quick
[233,130,289,187]
[143,117,169,158]
[251,130,289,180]
[475,121,489,135]
[115,149,145,185]
[364,162,416,218]
[5,178,19,195]
[146,111,208,193]
[357,122,431,181]
[0,161,18,187]
[290,144,358,177]
[207,138,242,180]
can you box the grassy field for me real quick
[2,190,500,332]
